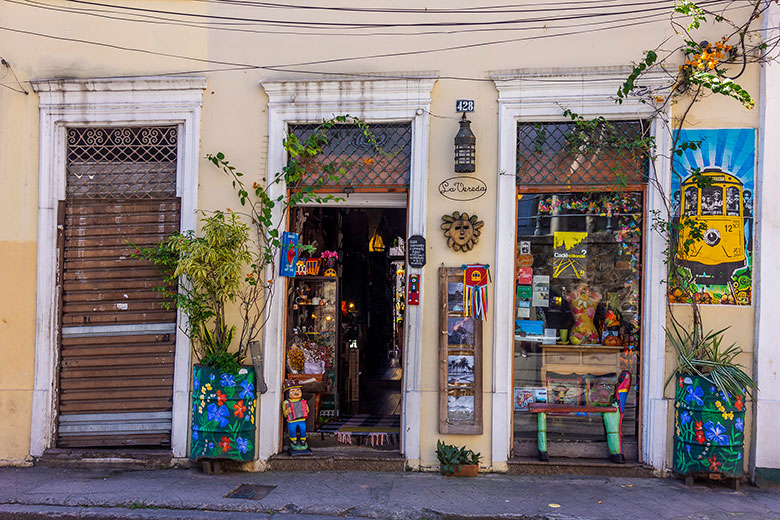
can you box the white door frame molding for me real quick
[29,77,207,458]
[491,67,671,469]
[259,76,436,465]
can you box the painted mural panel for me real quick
[670,129,755,305]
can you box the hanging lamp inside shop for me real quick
[369,227,386,252]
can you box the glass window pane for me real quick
[513,191,642,458]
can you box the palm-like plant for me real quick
[665,321,757,400]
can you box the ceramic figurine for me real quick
[296,259,307,276]
[282,379,311,455]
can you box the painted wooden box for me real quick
[673,374,746,477]
[190,365,256,462]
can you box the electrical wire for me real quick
[186,0,679,15]
[0,56,28,94]
[186,0,701,15]
[9,0,687,39]
[63,0,735,31]
[0,1,760,84]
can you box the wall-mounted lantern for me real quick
[454,113,476,173]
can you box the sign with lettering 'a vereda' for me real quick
[438,176,487,201]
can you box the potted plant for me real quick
[141,211,258,463]
[321,250,338,276]
[138,116,386,465]
[436,440,482,477]
[667,322,756,477]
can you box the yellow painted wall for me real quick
[0,0,763,468]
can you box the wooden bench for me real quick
[528,403,623,463]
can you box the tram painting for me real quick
[670,129,755,305]
[677,167,746,283]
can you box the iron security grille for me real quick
[66,126,178,199]
[289,123,411,189]
[516,120,648,186]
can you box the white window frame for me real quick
[259,77,436,466]
[29,77,206,458]
[491,67,671,470]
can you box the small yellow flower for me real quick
[205,384,212,390]
[722,411,734,420]
[715,401,722,408]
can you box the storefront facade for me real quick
[1,0,778,482]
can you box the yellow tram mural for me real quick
[677,167,746,279]
[670,129,755,305]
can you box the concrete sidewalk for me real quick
[0,466,778,520]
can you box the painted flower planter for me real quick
[191,365,256,462]
[673,374,746,477]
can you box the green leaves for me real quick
[675,0,707,30]
[687,70,755,109]
[617,50,657,103]
[665,321,757,400]
[436,440,482,475]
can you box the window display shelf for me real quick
[540,344,622,381]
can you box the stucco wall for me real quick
[0,0,767,470]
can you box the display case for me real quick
[286,276,339,422]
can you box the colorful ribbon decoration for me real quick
[462,264,491,320]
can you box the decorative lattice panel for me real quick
[516,120,648,186]
[66,126,178,199]
[289,123,411,189]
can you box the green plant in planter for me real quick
[666,322,756,476]
[137,116,394,462]
[665,323,756,400]
[436,440,482,475]
[141,211,252,373]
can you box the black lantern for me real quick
[454,113,476,173]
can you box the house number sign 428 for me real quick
[455,99,475,112]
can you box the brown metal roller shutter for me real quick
[56,126,180,449]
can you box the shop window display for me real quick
[513,191,642,457]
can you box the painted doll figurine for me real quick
[282,379,311,455]
[566,283,602,344]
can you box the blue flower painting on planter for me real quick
[673,374,746,477]
[191,365,256,462]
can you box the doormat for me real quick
[225,484,277,500]
[318,414,400,446]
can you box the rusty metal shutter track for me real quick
[57,199,180,448]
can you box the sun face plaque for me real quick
[441,211,484,252]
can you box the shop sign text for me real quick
[438,176,487,201]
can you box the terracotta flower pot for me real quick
[445,464,478,477]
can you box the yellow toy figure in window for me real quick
[282,379,311,456]
[566,283,601,345]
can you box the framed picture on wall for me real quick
[439,267,483,434]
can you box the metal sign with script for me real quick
[438,176,488,201]
[407,235,426,268]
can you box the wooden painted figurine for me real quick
[282,379,311,455]
[603,370,632,463]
